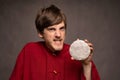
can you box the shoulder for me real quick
[18,41,45,55]
[18,41,45,57]
[23,41,44,49]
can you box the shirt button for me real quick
[53,70,57,75]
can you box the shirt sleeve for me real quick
[91,61,100,80]
[9,47,25,80]
[80,61,100,80]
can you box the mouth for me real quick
[53,39,63,44]
[53,39,62,41]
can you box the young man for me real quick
[9,5,100,80]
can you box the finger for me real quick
[77,38,80,40]
[88,43,93,47]
[84,39,89,43]
[90,47,94,51]
[84,39,94,53]
[84,39,93,47]
[84,39,93,46]
[89,52,93,56]
[71,57,75,60]
[90,47,94,54]
[88,53,93,60]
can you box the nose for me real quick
[55,30,61,38]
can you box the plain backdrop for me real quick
[0,0,120,80]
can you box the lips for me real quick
[53,39,62,41]
[53,39,63,45]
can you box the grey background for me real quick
[0,0,120,80]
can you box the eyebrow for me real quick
[60,26,65,29]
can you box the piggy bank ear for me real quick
[69,39,90,60]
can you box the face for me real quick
[39,21,66,52]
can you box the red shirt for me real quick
[9,41,100,80]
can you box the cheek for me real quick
[44,34,54,41]
[62,32,66,37]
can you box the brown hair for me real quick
[35,5,66,33]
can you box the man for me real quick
[9,5,100,80]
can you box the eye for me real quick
[47,28,55,32]
[60,26,66,31]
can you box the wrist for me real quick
[83,62,92,80]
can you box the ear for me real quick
[38,33,44,38]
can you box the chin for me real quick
[54,46,63,51]
[52,43,64,52]
[56,48,62,51]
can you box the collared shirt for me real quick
[9,41,100,80]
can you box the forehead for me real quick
[48,21,65,28]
